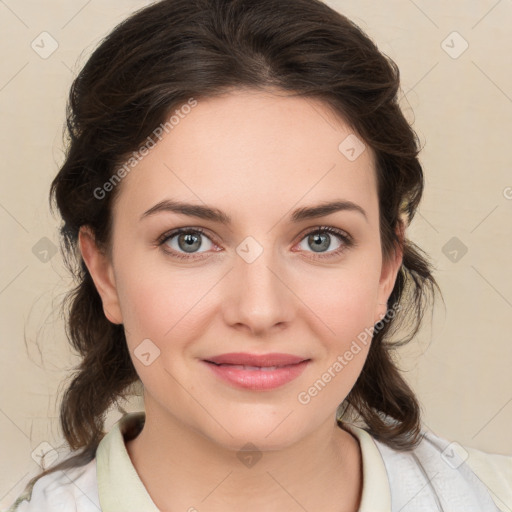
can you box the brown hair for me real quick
[21,0,442,495]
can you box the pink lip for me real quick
[202,352,310,390]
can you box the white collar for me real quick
[96,411,392,511]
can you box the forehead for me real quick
[113,89,378,227]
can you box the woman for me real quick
[6,0,511,510]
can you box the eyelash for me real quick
[156,226,355,261]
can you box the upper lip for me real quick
[204,352,309,367]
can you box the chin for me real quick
[198,413,309,452]
[217,430,299,453]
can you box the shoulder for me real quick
[5,458,100,512]
[464,444,512,512]
[372,428,512,512]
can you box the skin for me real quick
[79,88,403,512]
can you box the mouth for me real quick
[203,352,309,367]
[201,353,311,390]
[206,362,298,371]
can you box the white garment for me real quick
[373,429,505,511]
[5,412,511,512]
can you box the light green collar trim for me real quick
[96,412,391,512]
[96,412,159,511]
[343,422,392,511]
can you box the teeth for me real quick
[220,364,280,371]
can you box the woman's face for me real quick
[82,88,401,450]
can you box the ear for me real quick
[375,220,404,323]
[78,226,123,324]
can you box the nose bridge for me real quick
[236,233,284,299]
[226,234,293,332]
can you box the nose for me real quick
[222,241,295,336]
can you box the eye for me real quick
[157,227,217,260]
[156,225,354,261]
[295,226,354,259]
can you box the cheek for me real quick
[115,258,209,349]
[295,272,377,409]
[297,258,381,340]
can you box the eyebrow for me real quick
[140,199,368,224]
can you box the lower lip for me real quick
[202,360,310,390]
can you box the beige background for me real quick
[1,0,511,507]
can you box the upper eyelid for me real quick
[158,226,215,244]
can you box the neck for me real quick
[125,404,362,512]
